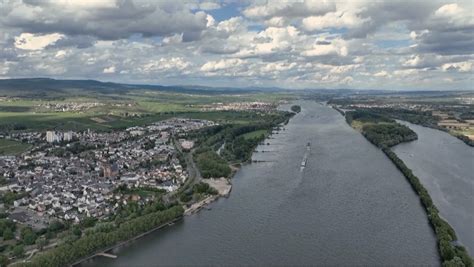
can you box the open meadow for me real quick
[0,85,294,132]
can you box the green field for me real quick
[0,111,262,131]
[0,89,294,131]
[0,138,31,156]
[240,129,269,139]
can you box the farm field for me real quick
[0,87,293,131]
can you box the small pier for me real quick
[97,252,117,259]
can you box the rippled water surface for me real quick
[82,101,439,266]
[393,121,474,255]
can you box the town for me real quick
[198,101,277,112]
[0,118,216,230]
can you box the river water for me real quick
[393,121,474,255]
[81,101,439,266]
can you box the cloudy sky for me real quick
[0,0,473,90]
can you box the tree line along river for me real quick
[80,100,465,266]
[393,120,474,256]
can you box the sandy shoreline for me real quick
[184,177,232,215]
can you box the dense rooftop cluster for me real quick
[0,118,215,229]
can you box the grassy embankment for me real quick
[346,110,472,267]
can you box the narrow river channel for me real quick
[393,121,474,255]
[81,101,439,266]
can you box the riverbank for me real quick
[203,178,232,197]
[79,100,441,266]
[72,111,290,266]
[393,120,474,255]
[181,118,289,216]
[343,110,472,266]
[70,216,183,266]
[18,206,184,267]
[382,148,472,266]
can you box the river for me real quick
[81,101,439,266]
[393,121,474,255]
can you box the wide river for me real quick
[393,121,474,255]
[82,101,439,266]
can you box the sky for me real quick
[0,0,473,90]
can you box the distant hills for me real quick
[0,78,470,99]
[0,78,283,98]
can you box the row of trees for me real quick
[365,108,438,127]
[383,149,472,267]
[345,110,472,266]
[22,205,184,267]
[345,110,394,125]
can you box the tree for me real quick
[442,256,466,267]
[440,239,455,261]
[72,226,82,237]
[2,227,14,240]
[48,220,65,232]
[12,245,24,258]
[36,236,48,251]
[0,254,9,267]
[80,217,97,228]
[21,227,37,245]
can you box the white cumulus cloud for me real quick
[14,33,64,50]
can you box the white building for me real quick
[46,130,74,143]
[46,131,60,143]
[63,131,74,142]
